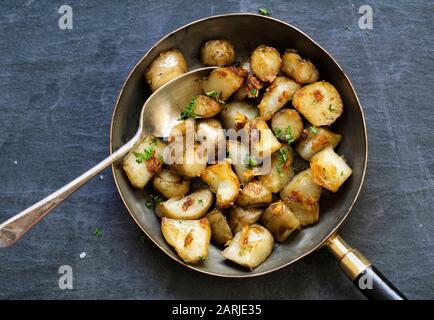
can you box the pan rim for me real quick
[109,13,368,278]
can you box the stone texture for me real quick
[0,0,433,299]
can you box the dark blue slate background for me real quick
[0,0,433,299]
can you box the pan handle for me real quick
[326,234,407,300]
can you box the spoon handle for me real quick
[0,136,138,248]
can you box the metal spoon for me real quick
[0,66,216,247]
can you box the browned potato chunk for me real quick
[152,169,190,198]
[161,217,211,264]
[280,169,322,226]
[201,67,246,101]
[261,200,300,242]
[243,119,282,159]
[281,50,319,84]
[156,189,213,220]
[200,160,240,208]
[310,146,352,192]
[258,77,301,120]
[228,206,264,234]
[196,119,225,162]
[250,45,282,82]
[145,49,188,92]
[292,81,344,126]
[233,74,264,100]
[227,140,262,184]
[168,118,196,145]
[220,101,259,131]
[123,136,165,189]
[192,95,223,118]
[201,39,236,67]
[258,146,294,193]
[271,109,304,143]
[206,208,233,245]
[236,180,272,208]
[171,144,208,178]
[295,126,342,161]
[221,224,274,269]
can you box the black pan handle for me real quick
[326,234,407,300]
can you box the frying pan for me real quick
[109,13,405,299]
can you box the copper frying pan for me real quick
[109,13,405,299]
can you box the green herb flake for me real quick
[243,154,258,169]
[284,126,295,143]
[144,199,153,209]
[276,147,288,176]
[258,8,271,16]
[145,195,163,209]
[275,126,295,143]
[206,91,225,104]
[310,126,318,135]
[179,96,198,120]
[134,144,155,163]
[139,235,146,244]
[94,227,102,237]
[206,90,218,98]
[250,88,258,95]
[328,104,335,112]
[198,199,204,205]
[340,171,344,176]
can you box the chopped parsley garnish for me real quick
[179,96,198,120]
[276,147,289,176]
[94,227,102,237]
[206,91,225,104]
[250,88,258,95]
[340,171,344,176]
[243,154,258,169]
[134,148,153,163]
[134,138,158,163]
[258,8,271,16]
[139,235,146,244]
[275,126,295,143]
[198,199,204,205]
[310,126,318,135]
[145,195,163,209]
[328,104,335,111]
[283,126,294,143]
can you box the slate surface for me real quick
[0,0,433,300]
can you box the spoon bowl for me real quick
[140,67,216,137]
